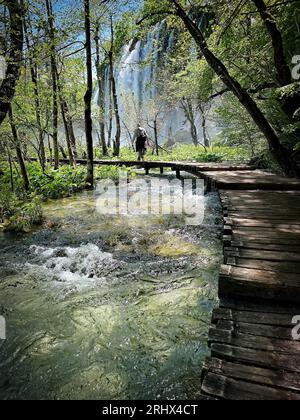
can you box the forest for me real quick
[0,0,299,231]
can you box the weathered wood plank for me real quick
[226,257,300,274]
[215,320,292,340]
[218,299,300,314]
[201,372,300,400]
[203,358,300,393]
[210,343,300,373]
[224,218,300,229]
[226,241,300,253]
[208,328,300,354]
[213,308,297,326]
[224,248,300,263]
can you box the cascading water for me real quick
[94,21,219,147]
[0,174,223,399]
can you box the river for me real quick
[0,174,222,400]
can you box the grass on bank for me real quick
[0,163,135,232]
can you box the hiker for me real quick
[133,124,148,161]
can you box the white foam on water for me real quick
[27,244,124,293]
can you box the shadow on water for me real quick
[0,175,223,400]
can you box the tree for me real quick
[168,0,300,177]
[0,0,23,126]
[23,7,46,169]
[45,0,59,169]
[8,105,30,190]
[251,0,300,124]
[94,21,108,156]
[84,0,94,187]
[109,15,121,157]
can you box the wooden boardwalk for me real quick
[27,157,300,399]
[200,188,300,400]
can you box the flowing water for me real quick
[0,175,222,400]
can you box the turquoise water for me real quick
[0,176,222,400]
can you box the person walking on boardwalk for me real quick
[133,124,148,161]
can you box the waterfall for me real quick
[94,21,218,147]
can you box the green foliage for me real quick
[195,152,224,163]
[28,164,87,199]
[0,162,136,232]
[0,188,43,233]
[104,144,249,163]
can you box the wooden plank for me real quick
[224,218,300,229]
[201,372,300,400]
[219,299,300,315]
[219,265,300,302]
[226,257,300,274]
[215,320,292,340]
[203,358,300,393]
[212,308,297,326]
[227,241,300,253]
[224,212,300,221]
[224,248,300,263]
[208,328,300,355]
[210,343,300,373]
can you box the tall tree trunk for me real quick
[109,17,121,157]
[0,0,23,126]
[48,134,53,163]
[181,99,198,146]
[84,0,94,187]
[59,96,76,167]
[59,143,67,159]
[55,67,76,166]
[95,24,108,157]
[46,0,59,170]
[8,105,30,190]
[171,0,300,178]
[107,75,113,149]
[199,103,210,148]
[55,67,77,162]
[23,13,46,169]
[153,118,159,156]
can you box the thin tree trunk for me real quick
[109,17,121,157]
[171,0,300,177]
[48,135,53,163]
[59,96,76,167]
[55,66,77,163]
[0,0,23,126]
[46,0,59,170]
[7,149,14,191]
[8,105,30,190]
[23,14,46,169]
[153,118,159,156]
[95,24,108,157]
[84,0,94,187]
[59,144,67,159]
[199,103,210,147]
[181,99,198,146]
[107,75,113,149]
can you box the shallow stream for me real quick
[0,175,222,400]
